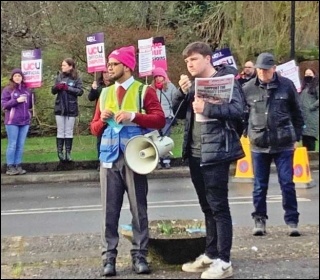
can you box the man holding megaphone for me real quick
[90,45,165,276]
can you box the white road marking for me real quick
[1,196,311,216]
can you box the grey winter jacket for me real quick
[243,73,304,153]
[156,82,177,118]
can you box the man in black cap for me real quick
[242,52,304,237]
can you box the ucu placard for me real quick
[212,48,238,70]
[86,32,106,73]
[21,49,42,88]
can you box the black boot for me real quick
[65,138,73,162]
[56,138,65,161]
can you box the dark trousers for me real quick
[251,150,299,224]
[302,135,316,151]
[100,153,149,262]
[188,156,233,263]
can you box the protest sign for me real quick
[138,37,153,77]
[276,60,301,92]
[212,48,238,69]
[86,32,106,73]
[21,49,42,88]
[152,37,167,70]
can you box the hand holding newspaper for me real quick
[195,74,234,122]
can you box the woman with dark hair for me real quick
[52,58,84,161]
[300,68,319,151]
[1,68,34,175]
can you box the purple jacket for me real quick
[1,84,33,125]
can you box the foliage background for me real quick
[1,1,319,138]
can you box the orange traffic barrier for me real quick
[233,136,254,182]
[293,147,315,188]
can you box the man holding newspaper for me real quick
[172,41,245,279]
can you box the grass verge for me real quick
[1,124,184,164]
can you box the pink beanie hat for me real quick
[152,67,169,81]
[108,46,136,71]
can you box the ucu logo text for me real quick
[22,62,41,71]
[87,46,103,55]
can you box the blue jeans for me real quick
[5,124,30,165]
[189,156,233,263]
[251,150,299,225]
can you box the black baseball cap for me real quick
[255,52,275,69]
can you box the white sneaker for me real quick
[201,259,233,279]
[182,254,216,272]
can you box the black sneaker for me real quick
[253,216,266,236]
[132,257,151,274]
[102,258,116,276]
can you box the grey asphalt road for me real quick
[1,171,319,237]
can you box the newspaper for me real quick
[195,74,234,122]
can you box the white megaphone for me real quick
[124,130,174,175]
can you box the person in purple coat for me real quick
[1,68,34,175]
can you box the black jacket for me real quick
[51,72,84,117]
[243,73,304,153]
[88,75,111,103]
[172,64,245,165]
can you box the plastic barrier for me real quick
[233,136,254,182]
[293,147,316,188]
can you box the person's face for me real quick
[184,53,211,77]
[107,59,125,82]
[243,62,255,76]
[12,73,23,84]
[305,69,315,77]
[102,71,111,86]
[256,66,276,83]
[155,76,165,83]
[61,61,72,73]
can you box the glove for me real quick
[55,83,63,90]
[55,83,68,91]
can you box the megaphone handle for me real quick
[161,99,185,136]
[161,118,175,136]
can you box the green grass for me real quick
[1,125,184,164]
[2,122,316,164]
